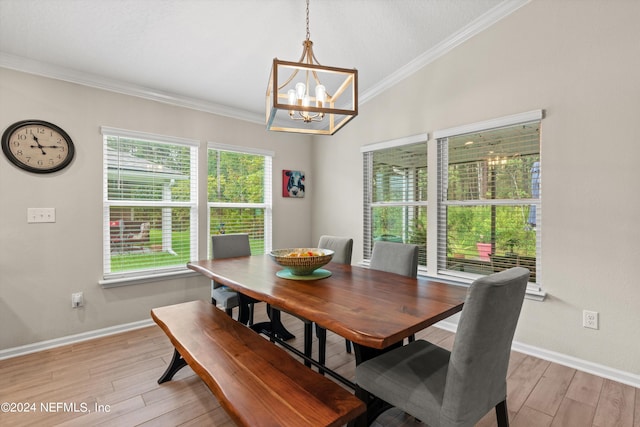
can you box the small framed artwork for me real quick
[282,170,305,198]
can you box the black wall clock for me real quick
[2,119,75,174]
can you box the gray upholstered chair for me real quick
[355,267,529,427]
[314,236,354,368]
[342,241,420,354]
[369,240,419,278]
[318,235,353,265]
[211,233,255,325]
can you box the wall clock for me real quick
[2,119,75,174]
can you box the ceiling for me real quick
[0,0,527,124]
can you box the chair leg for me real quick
[225,308,233,317]
[345,339,352,353]
[248,303,255,326]
[496,399,509,427]
[315,324,327,375]
[303,322,313,368]
[408,333,415,343]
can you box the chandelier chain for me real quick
[305,0,311,41]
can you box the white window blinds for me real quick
[362,134,428,266]
[436,113,541,285]
[208,143,273,255]
[102,127,198,280]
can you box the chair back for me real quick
[369,241,419,278]
[210,234,252,292]
[211,233,251,259]
[440,267,529,425]
[318,235,353,265]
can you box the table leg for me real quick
[250,305,296,341]
[268,306,296,340]
[303,322,312,368]
[316,325,327,374]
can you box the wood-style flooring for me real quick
[1,302,638,426]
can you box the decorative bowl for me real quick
[269,248,334,276]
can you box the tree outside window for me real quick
[207,145,273,255]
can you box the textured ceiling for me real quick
[0,0,526,123]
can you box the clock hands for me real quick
[31,135,47,155]
[29,135,64,154]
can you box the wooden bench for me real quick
[151,300,365,427]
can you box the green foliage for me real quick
[208,150,265,203]
[447,205,536,258]
[207,150,267,255]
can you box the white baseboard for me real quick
[2,317,638,389]
[0,319,155,360]
[435,319,640,389]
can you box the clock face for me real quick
[2,120,75,173]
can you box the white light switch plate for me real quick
[27,208,56,223]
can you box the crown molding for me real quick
[359,0,531,104]
[0,52,264,125]
[1,0,529,124]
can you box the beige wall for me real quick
[0,69,313,349]
[312,0,640,375]
[2,0,639,378]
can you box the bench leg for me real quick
[158,348,188,384]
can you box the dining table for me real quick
[187,255,468,367]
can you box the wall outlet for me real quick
[72,292,84,308]
[582,310,598,329]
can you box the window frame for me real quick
[207,142,274,257]
[100,126,199,284]
[361,133,429,267]
[361,111,545,298]
[434,110,543,292]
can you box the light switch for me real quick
[27,208,56,223]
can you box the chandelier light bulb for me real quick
[287,89,297,105]
[295,82,306,100]
[315,84,326,106]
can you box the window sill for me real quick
[422,271,546,301]
[99,269,201,288]
[357,261,546,301]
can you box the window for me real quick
[362,134,428,267]
[208,143,273,255]
[435,111,542,286]
[102,127,198,281]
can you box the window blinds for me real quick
[437,119,541,285]
[362,137,428,265]
[102,127,198,279]
[207,144,273,255]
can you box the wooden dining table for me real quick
[187,255,468,366]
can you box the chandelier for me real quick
[266,0,358,135]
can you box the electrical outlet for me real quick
[583,310,598,329]
[72,292,84,308]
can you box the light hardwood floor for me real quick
[1,302,637,426]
